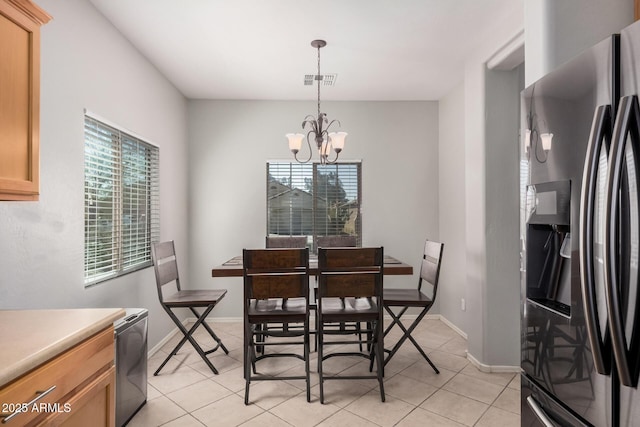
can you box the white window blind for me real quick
[84,115,159,285]
[267,162,361,250]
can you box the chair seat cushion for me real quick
[383,289,432,307]
[248,297,307,323]
[164,289,227,307]
[320,297,379,322]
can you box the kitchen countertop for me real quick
[0,308,125,387]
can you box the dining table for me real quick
[211,254,414,277]
[211,251,414,383]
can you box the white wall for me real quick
[0,0,189,349]
[438,83,467,331]
[187,100,439,318]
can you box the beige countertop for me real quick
[0,308,125,387]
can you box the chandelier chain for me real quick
[317,44,321,118]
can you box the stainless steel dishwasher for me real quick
[114,308,148,426]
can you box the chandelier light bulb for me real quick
[329,132,347,153]
[286,133,305,154]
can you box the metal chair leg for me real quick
[245,339,252,405]
[383,305,438,374]
[375,320,385,401]
[155,305,220,376]
[305,319,311,402]
[188,307,229,354]
[318,320,325,404]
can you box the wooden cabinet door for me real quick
[36,367,116,427]
[0,0,51,200]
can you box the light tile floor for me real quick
[129,319,520,427]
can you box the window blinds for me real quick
[84,116,159,285]
[267,162,361,248]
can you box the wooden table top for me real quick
[212,255,413,277]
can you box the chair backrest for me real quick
[243,248,310,300]
[151,240,180,303]
[317,247,383,299]
[418,240,444,301]
[265,236,308,249]
[316,235,357,250]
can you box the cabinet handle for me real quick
[1,385,56,423]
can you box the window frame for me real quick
[83,112,160,286]
[266,161,362,252]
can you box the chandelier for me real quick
[286,40,347,164]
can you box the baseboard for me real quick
[147,318,189,357]
[160,314,520,373]
[466,351,521,373]
[437,315,468,340]
[433,315,519,373]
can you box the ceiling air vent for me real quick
[304,74,337,86]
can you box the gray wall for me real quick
[483,65,524,366]
[457,0,633,369]
[0,0,189,349]
[187,100,439,318]
[525,0,634,86]
[461,4,524,369]
[438,83,467,332]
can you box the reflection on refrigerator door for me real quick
[521,32,619,426]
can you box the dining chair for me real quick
[263,236,307,340]
[242,248,311,405]
[382,239,444,373]
[316,235,357,251]
[265,236,307,249]
[151,241,229,376]
[315,235,360,350]
[317,247,385,403]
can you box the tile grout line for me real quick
[133,321,519,426]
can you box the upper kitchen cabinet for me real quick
[0,0,51,201]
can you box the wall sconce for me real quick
[524,87,553,163]
[540,133,553,151]
[525,118,552,163]
[525,126,551,163]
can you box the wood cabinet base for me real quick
[0,327,116,427]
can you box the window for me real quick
[267,162,361,250]
[84,114,160,285]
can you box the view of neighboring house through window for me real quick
[84,114,160,285]
[267,162,361,250]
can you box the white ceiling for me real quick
[88,0,521,101]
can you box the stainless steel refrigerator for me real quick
[521,19,640,427]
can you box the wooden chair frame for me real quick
[265,236,308,249]
[242,248,311,405]
[317,247,385,404]
[314,235,360,351]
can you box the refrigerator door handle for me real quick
[526,396,559,427]
[579,104,612,375]
[604,94,640,387]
